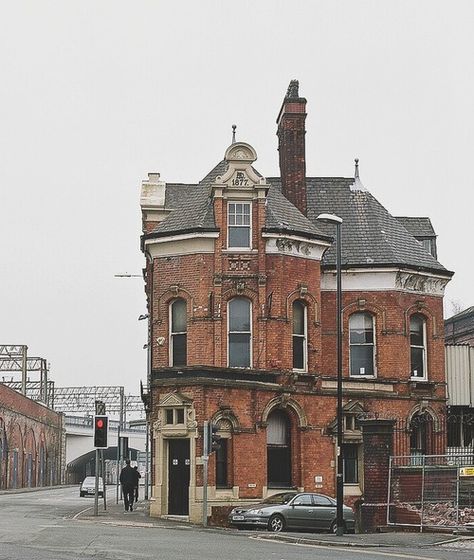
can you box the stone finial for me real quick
[287,80,299,98]
[350,157,368,192]
[232,124,236,144]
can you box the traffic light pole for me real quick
[102,450,107,510]
[94,448,99,516]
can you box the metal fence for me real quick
[387,454,474,529]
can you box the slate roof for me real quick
[267,177,451,275]
[264,187,330,240]
[145,161,328,241]
[144,160,452,277]
[445,306,474,324]
[199,160,228,185]
[395,216,436,238]
[149,183,217,237]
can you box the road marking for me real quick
[72,506,93,519]
[265,539,442,560]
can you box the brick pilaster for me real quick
[359,419,396,532]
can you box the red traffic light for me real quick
[94,415,108,448]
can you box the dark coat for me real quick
[120,465,138,487]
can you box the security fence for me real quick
[387,454,474,529]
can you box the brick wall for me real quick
[0,383,64,489]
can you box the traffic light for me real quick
[210,423,222,452]
[94,415,108,448]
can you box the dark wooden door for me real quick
[168,439,190,515]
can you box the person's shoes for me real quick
[130,506,133,512]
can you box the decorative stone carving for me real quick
[395,272,448,296]
[276,238,311,256]
[226,145,255,163]
[228,258,251,271]
[236,281,245,294]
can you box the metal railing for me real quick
[387,453,474,530]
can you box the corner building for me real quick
[140,81,453,525]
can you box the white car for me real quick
[79,476,104,497]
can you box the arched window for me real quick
[214,420,233,489]
[170,299,187,366]
[267,409,291,488]
[410,314,426,379]
[292,301,307,371]
[409,412,434,463]
[228,298,251,367]
[349,312,375,376]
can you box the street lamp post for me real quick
[316,213,344,536]
[139,312,151,501]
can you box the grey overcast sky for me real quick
[1,1,472,394]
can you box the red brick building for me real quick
[140,81,453,527]
[0,383,65,489]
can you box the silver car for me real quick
[79,476,104,497]
[229,492,355,533]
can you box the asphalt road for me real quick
[0,487,472,560]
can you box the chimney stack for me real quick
[276,80,307,215]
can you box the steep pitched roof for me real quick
[267,177,451,275]
[146,162,328,242]
[145,159,452,277]
[149,183,216,237]
[395,216,436,238]
[445,306,474,324]
[199,160,228,185]
[264,186,330,240]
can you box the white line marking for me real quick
[72,506,93,520]
[268,540,443,560]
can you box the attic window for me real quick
[228,202,251,249]
[419,238,436,258]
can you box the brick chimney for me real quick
[277,80,307,215]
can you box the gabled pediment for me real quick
[327,400,367,433]
[343,400,366,415]
[158,391,193,408]
[212,142,268,196]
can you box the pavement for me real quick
[3,486,474,550]
[76,495,474,550]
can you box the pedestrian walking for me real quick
[133,465,141,502]
[119,459,136,512]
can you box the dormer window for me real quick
[228,202,251,249]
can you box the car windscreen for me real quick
[260,493,296,505]
[83,477,102,484]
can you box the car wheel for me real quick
[80,492,85,497]
[330,520,346,534]
[268,514,285,533]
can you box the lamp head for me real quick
[316,213,343,224]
